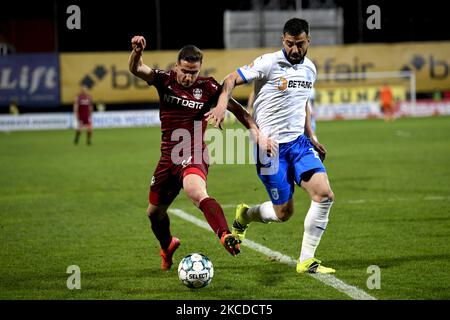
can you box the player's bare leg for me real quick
[232,197,293,242]
[147,203,180,270]
[74,129,81,145]
[183,173,240,256]
[236,199,293,225]
[297,172,335,273]
[87,125,93,145]
[388,105,396,122]
[273,199,295,221]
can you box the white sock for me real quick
[299,199,333,262]
[244,201,281,224]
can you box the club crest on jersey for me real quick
[181,156,192,168]
[193,88,203,100]
[277,77,287,91]
[270,188,279,200]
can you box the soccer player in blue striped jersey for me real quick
[207,18,335,274]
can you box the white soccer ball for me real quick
[178,253,214,289]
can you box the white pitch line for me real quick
[424,196,446,201]
[220,204,239,209]
[346,199,366,204]
[169,208,377,300]
[220,204,257,209]
[395,130,412,138]
[221,195,449,209]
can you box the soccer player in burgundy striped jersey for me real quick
[129,35,274,270]
[73,86,94,145]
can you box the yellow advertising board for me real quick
[60,41,450,104]
[59,50,260,104]
[314,86,406,105]
[308,42,450,93]
[60,52,174,104]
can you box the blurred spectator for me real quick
[444,90,450,101]
[0,34,16,55]
[73,86,94,145]
[96,101,106,112]
[432,88,443,102]
[380,82,395,122]
[9,100,19,115]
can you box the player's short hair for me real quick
[178,45,203,64]
[283,18,309,36]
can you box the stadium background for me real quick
[1,0,450,303]
[1,0,450,117]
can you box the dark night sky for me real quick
[1,0,448,52]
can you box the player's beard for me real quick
[289,48,307,64]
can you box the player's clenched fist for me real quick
[131,36,146,53]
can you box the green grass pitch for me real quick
[1,116,449,300]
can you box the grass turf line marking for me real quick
[221,195,450,208]
[221,204,257,209]
[395,130,412,138]
[169,208,377,300]
[424,196,446,201]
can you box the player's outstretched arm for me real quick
[227,97,277,157]
[305,100,326,161]
[128,35,155,83]
[226,97,254,130]
[205,71,245,128]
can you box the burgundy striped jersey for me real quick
[150,69,222,160]
[76,94,93,121]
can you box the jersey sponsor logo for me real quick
[287,80,313,89]
[163,94,204,109]
[270,188,279,200]
[277,77,288,91]
[193,88,203,100]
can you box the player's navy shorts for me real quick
[256,134,326,205]
[149,154,208,206]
